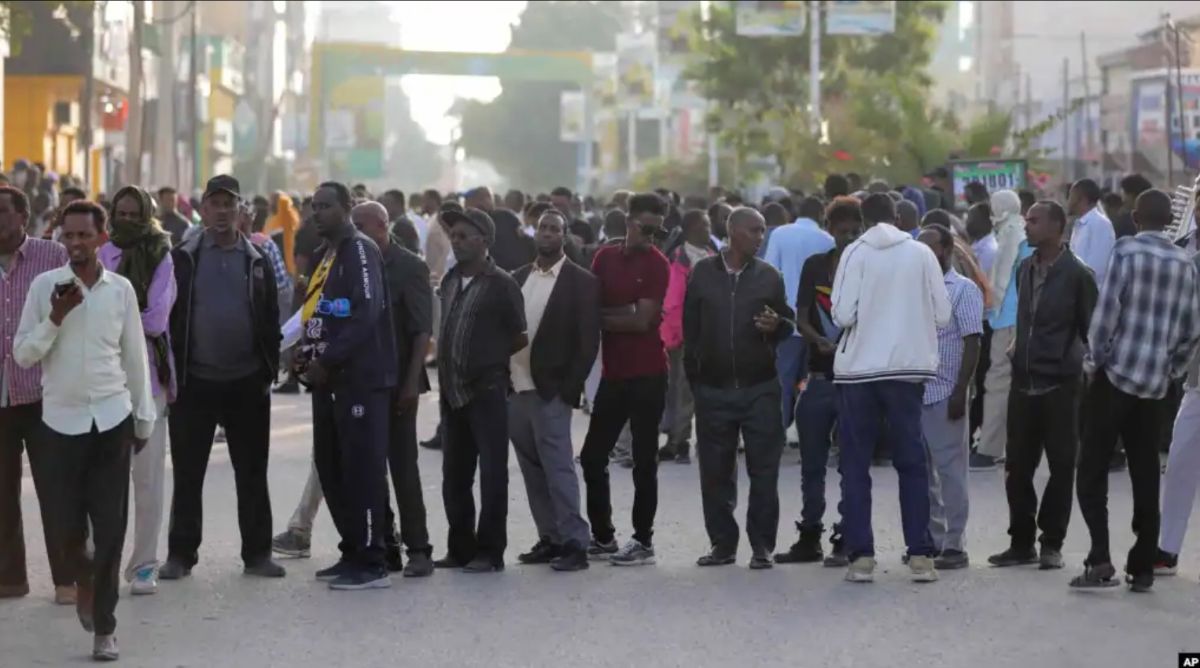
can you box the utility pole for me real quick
[1172,18,1188,178]
[80,4,96,191]
[809,0,821,136]
[1024,72,1032,130]
[188,0,199,190]
[154,0,179,187]
[1061,57,1070,185]
[1080,31,1093,167]
[126,0,145,186]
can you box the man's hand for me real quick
[947,388,968,421]
[303,359,329,387]
[396,380,420,415]
[814,337,837,355]
[49,283,83,326]
[753,305,781,334]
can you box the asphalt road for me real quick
[3,390,1200,667]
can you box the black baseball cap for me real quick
[203,174,241,201]
[442,207,495,245]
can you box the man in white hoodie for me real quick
[831,193,951,583]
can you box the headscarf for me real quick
[110,185,173,385]
[264,192,299,276]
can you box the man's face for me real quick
[312,187,347,237]
[200,192,238,233]
[917,230,950,271]
[466,188,493,211]
[535,213,565,258]
[0,194,29,250]
[685,216,712,246]
[625,211,664,250]
[157,191,176,214]
[381,194,403,220]
[729,215,766,257]
[352,210,389,248]
[60,213,102,266]
[551,194,571,217]
[449,221,487,264]
[1024,203,1059,246]
[1067,187,1084,217]
[421,194,439,215]
[114,194,143,227]
[829,218,862,251]
[61,191,85,207]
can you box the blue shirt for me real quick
[764,218,835,335]
[925,268,985,405]
[971,233,999,278]
[987,240,1033,329]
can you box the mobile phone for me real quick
[54,280,74,297]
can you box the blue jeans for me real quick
[837,381,934,559]
[775,337,808,429]
[796,378,838,532]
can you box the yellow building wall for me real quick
[4,75,83,176]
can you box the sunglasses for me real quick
[639,223,667,241]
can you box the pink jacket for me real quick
[660,244,713,351]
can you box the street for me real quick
[3,390,1200,668]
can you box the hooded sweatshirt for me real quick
[987,190,1026,326]
[831,222,951,383]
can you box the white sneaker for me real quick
[130,567,158,595]
[609,539,656,566]
[909,555,939,583]
[845,556,876,583]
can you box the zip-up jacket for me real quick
[682,253,794,389]
[1011,248,1098,391]
[306,230,398,391]
[169,232,281,387]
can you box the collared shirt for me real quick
[925,268,984,405]
[1070,204,1117,287]
[98,243,178,401]
[510,254,566,393]
[251,233,294,295]
[13,265,156,438]
[1088,231,1200,399]
[764,218,835,336]
[971,233,999,278]
[0,235,68,408]
[189,233,263,381]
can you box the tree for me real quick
[0,1,92,55]
[456,1,630,191]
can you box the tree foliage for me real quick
[0,1,92,55]
[456,1,629,191]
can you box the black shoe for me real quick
[433,555,466,569]
[822,524,849,567]
[1109,450,1127,472]
[1068,562,1119,589]
[419,435,442,450]
[329,567,391,591]
[657,444,676,462]
[244,558,286,578]
[1153,548,1179,576]
[158,558,191,580]
[385,544,404,572]
[462,557,504,573]
[315,560,353,582]
[749,550,774,570]
[273,381,300,394]
[969,452,1000,471]
[987,547,1038,567]
[775,526,823,564]
[696,550,737,567]
[934,549,969,570]
[403,553,434,578]
[1039,548,1064,570]
[518,539,561,565]
[1125,571,1154,593]
[675,450,691,464]
[550,545,589,572]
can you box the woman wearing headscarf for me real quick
[263,192,299,277]
[98,185,177,596]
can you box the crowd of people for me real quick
[2,162,1200,661]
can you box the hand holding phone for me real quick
[50,280,82,326]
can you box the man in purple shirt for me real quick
[100,186,177,596]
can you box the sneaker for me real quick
[1068,562,1119,589]
[987,547,1038,567]
[587,538,619,561]
[909,555,939,582]
[403,553,434,578]
[657,444,677,462]
[749,550,774,570]
[244,558,286,578]
[518,539,561,565]
[315,560,353,582]
[54,584,77,605]
[1039,548,1064,570]
[969,452,999,471]
[696,550,737,567]
[845,556,876,583]
[775,527,823,564]
[273,380,300,394]
[823,525,849,568]
[1125,572,1154,593]
[130,567,158,595]
[462,557,504,573]
[329,567,391,590]
[1153,549,1178,576]
[550,544,590,572]
[92,634,119,662]
[610,539,656,567]
[419,435,442,450]
[385,544,404,572]
[675,450,691,464]
[158,558,191,580]
[271,529,312,558]
[934,549,969,570]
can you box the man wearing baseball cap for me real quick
[434,207,528,573]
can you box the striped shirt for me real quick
[925,268,985,405]
[1088,231,1200,399]
[0,235,68,407]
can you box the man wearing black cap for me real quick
[161,175,285,580]
[434,207,528,573]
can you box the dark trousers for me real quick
[694,380,784,554]
[384,401,430,556]
[837,381,934,558]
[775,337,808,430]
[580,374,667,546]
[0,402,73,588]
[969,323,993,440]
[1004,382,1079,551]
[796,377,839,533]
[441,383,510,565]
[42,419,132,636]
[168,374,273,567]
[313,388,390,570]
[1077,371,1163,576]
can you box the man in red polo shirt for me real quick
[579,192,670,566]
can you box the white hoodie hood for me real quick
[830,223,952,383]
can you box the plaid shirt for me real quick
[252,234,294,295]
[1088,231,1200,399]
[1,236,68,407]
[925,268,985,405]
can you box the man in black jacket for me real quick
[162,175,285,580]
[683,207,795,570]
[300,184,398,590]
[509,210,600,572]
[989,200,1097,571]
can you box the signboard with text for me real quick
[951,159,1027,209]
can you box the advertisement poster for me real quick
[951,160,1027,209]
[616,32,657,111]
[560,91,585,143]
[825,0,896,35]
[734,1,806,37]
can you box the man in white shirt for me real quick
[1067,178,1116,286]
[14,200,155,662]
